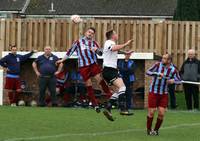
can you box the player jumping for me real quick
[146,53,181,135]
[102,29,133,121]
[57,27,112,113]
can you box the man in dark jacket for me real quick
[32,46,63,107]
[180,49,200,110]
[0,45,35,106]
[118,51,136,109]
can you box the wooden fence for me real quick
[0,19,200,68]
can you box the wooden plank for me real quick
[179,22,184,69]
[27,20,33,51]
[17,19,22,51]
[45,20,50,46]
[5,20,10,50]
[39,19,44,51]
[11,20,16,47]
[155,23,162,55]
[126,20,131,50]
[56,20,61,51]
[51,20,56,51]
[68,19,73,49]
[33,20,38,50]
[102,20,108,43]
[185,22,190,59]
[20,21,26,50]
[97,20,102,46]
[62,20,67,51]
[144,22,149,52]
[173,22,178,65]
[138,21,143,52]
[149,21,154,52]
[191,22,196,50]
[162,22,167,54]
[167,22,172,54]
[132,21,137,51]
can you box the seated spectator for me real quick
[66,70,88,107]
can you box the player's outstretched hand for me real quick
[125,39,133,46]
[56,60,63,65]
[36,71,41,78]
[167,79,175,84]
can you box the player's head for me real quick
[162,53,172,65]
[106,30,118,41]
[10,45,17,55]
[85,27,95,39]
[125,53,131,60]
[188,49,195,59]
[44,46,52,56]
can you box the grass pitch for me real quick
[0,106,200,141]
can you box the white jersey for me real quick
[103,40,118,69]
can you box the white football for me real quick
[71,15,82,23]
[30,100,37,107]
[18,100,25,106]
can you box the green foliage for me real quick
[174,0,200,21]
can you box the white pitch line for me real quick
[3,123,200,141]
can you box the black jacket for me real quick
[180,58,200,82]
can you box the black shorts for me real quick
[102,67,120,85]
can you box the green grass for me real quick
[0,106,200,141]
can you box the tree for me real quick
[174,0,200,21]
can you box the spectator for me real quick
[180,49,200,111]
[168,84,177,109]
[69,70,88,106]
[32,46,63,107]
[168,64,179,109]
[0,45,35,106]
[118,51,136,109]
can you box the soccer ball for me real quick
[70,15,82,24]
[18,100,25,106]
[30,100,37,107]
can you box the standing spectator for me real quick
[168,84,177,109]
[0,45,35,106]
[32,46,63,107]
[180,49,200,111]
[168,63,179,109]
[118,51,136,109]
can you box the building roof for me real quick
[0,0,29,12]
[24,0,177,17]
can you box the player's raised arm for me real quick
[111,40,132,52]
[105,30,132,52]
[57,40,79,64]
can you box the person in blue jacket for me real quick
[118,51,136,109]
[0,45,36,106]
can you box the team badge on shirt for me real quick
[16,57,20,62]
[49,57,53,61]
